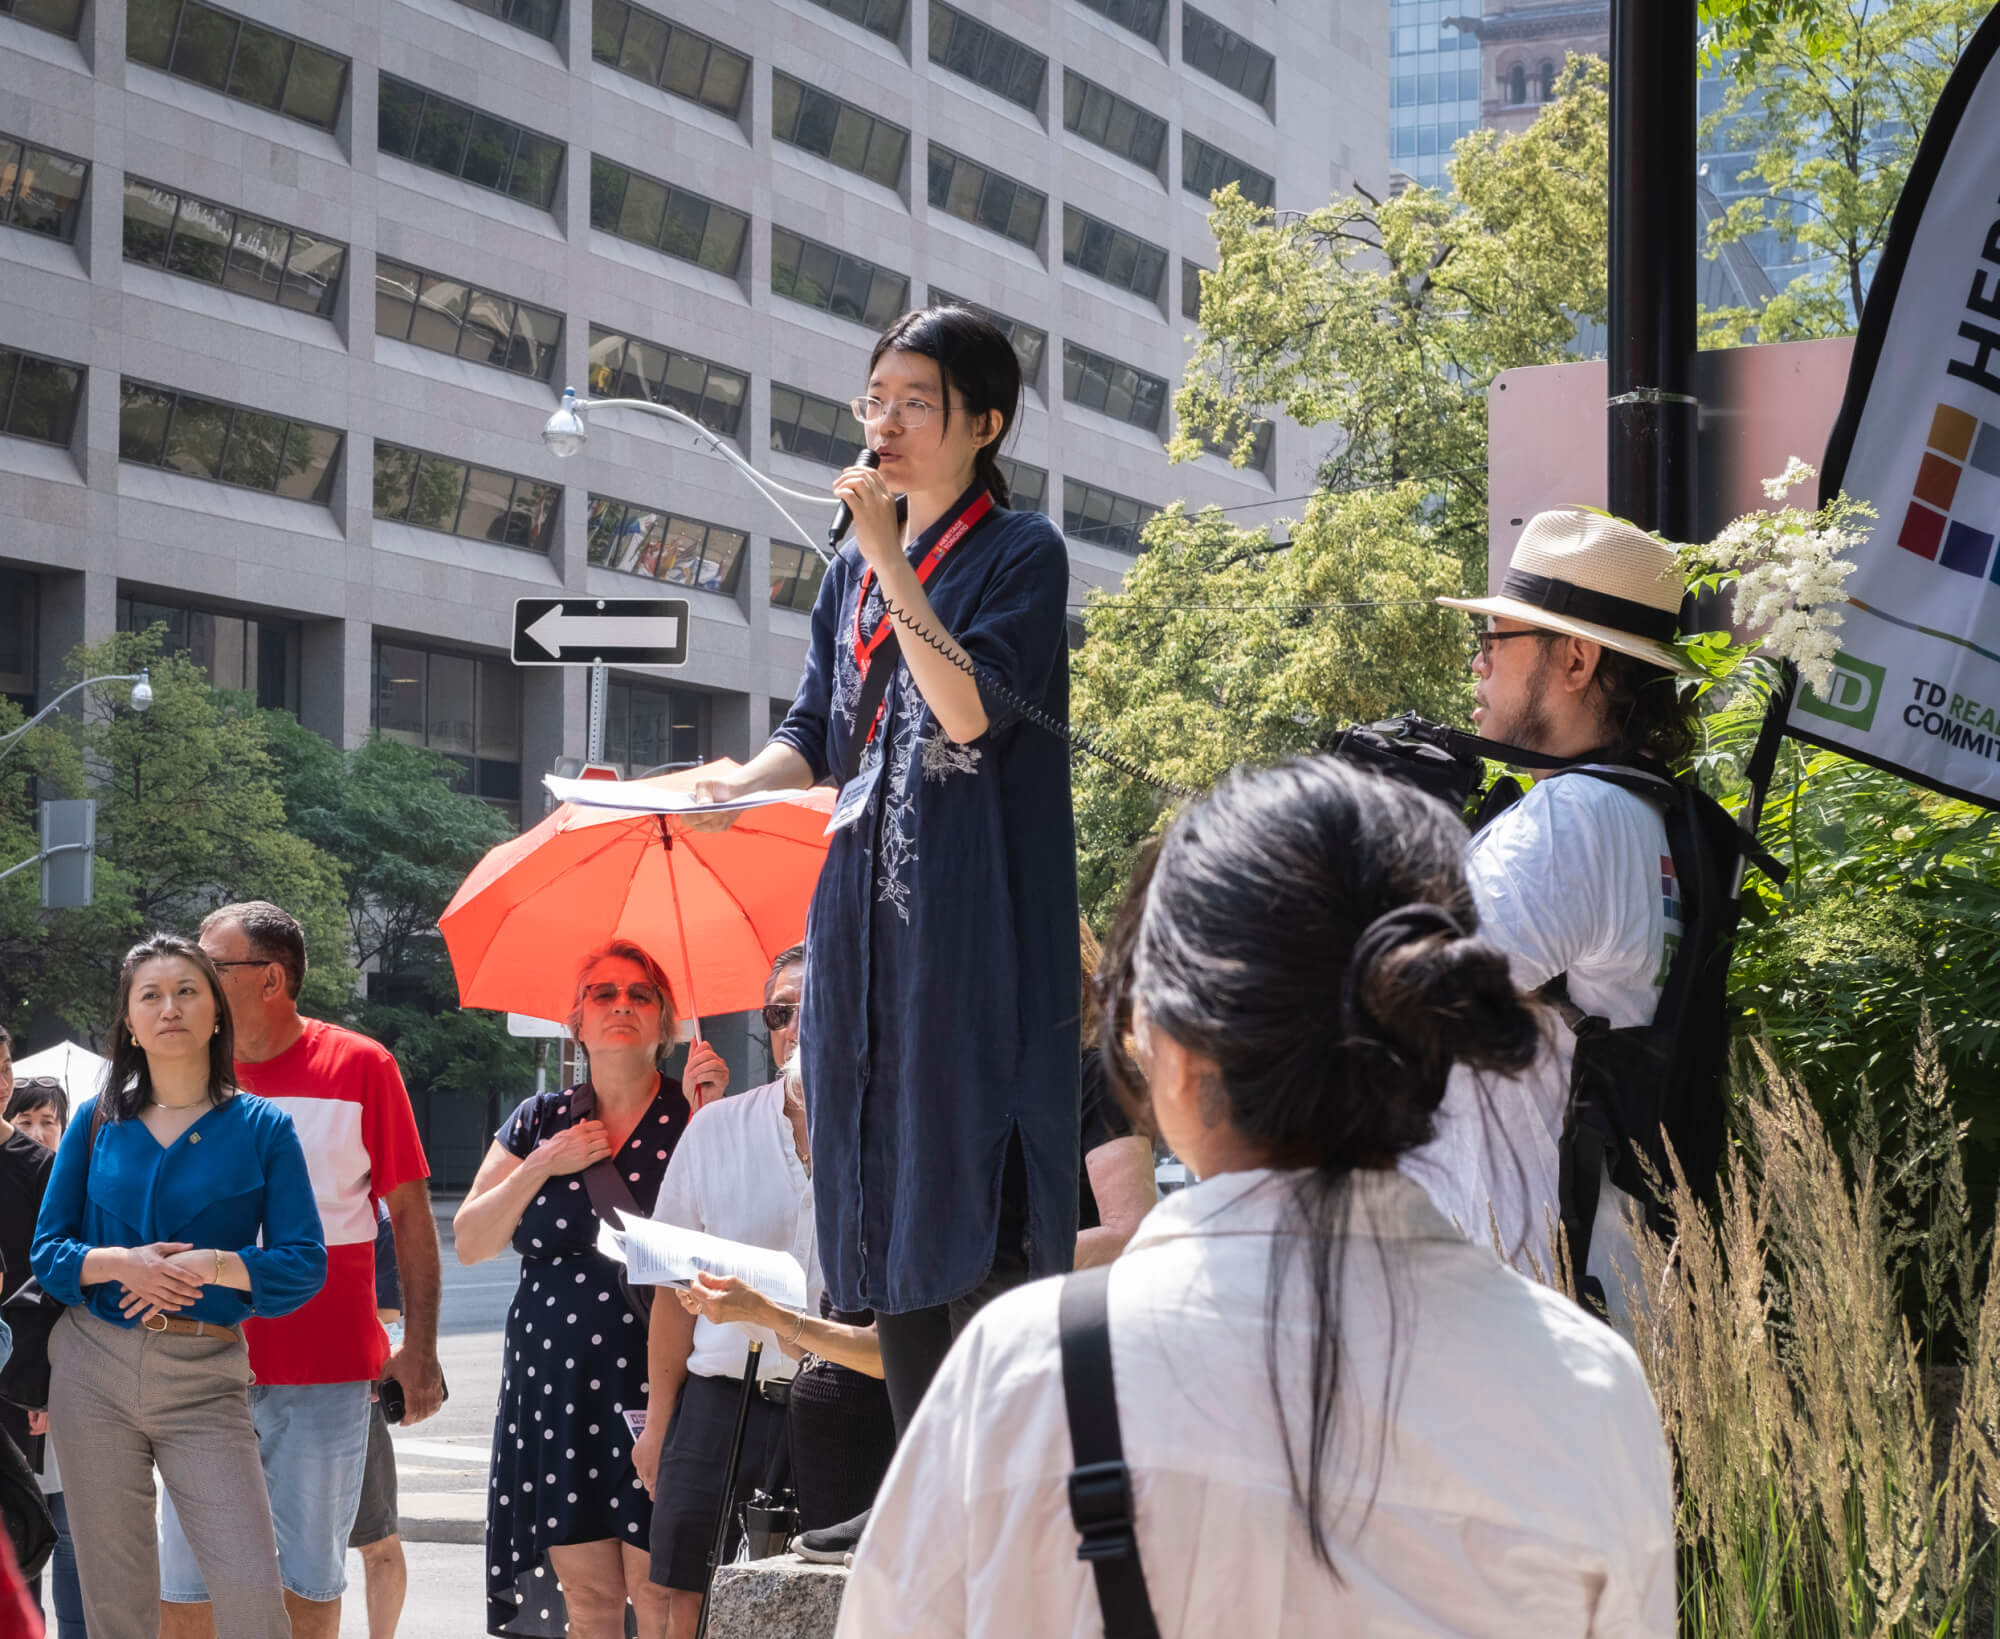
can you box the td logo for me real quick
[1796,652,1887,731]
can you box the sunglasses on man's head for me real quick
[761,1002,798,1031]
[583,982,662,1007]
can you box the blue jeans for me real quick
[159,1380,373,1604]
[38,1490,86,1639]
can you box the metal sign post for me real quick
[587,660,607,764]
[512,596,692,778]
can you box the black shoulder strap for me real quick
[838,629,901,789]
[1058,1266,1160,1639]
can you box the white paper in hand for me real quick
[614,1210,810,1312]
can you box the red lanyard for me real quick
[849,489,994,745]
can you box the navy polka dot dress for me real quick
[485,1081,689,1637]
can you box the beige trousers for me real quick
[46,1307,288,1639]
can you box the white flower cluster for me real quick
[1676,460,1869,694]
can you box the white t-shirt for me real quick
[650,1078,820,1384]
[1404,773,1680,1304]
[839,1168,1675,1639]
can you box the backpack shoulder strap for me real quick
[1059,1266,1161,1639]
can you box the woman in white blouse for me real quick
[837,757,1676,1639]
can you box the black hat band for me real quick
[1500,570,1679,644]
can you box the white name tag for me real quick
[825,759,882,835]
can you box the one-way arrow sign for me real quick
[512,598,691,667]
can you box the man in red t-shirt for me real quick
[158,902,443,1639]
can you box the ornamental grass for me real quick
[1613,1027,2000,1636]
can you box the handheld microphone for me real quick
[827,447,880,551]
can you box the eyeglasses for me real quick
[1469,627,1552,664]
[849,396,937,429]
[210,958,275,971]
[761,1002,798,1031]
[582,982,663,1008]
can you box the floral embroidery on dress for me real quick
[875,667,925,921]
[921,732,980,782]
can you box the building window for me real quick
[0,345,84,448]
[118,379,342,500]
[587,326,747,444]
[453,0,562,42]
[591,0,749,118]
[117,594,300,712]
[928,2,1045,111]
[1181,4,1273,109]
[1506,63,1527,104]
[602,679,709,774]
[994,455,1047,513]
[927,144,1046,251]
[771,227,910,330]
[1062,341,1167,434]
[586,495,746,591]
[1062,205,1165,301]
[124,177,345,316]
[1062,70,1166,175]
[371,440,560,553]
[1199,417,1273,473]
[770,384,865,469]
[375,259,562,380]
[803,0,905,44]
[373,641,523,819]
[0,135,88,243]
[1539,60,1557,101]
[1182,131,1273,208]
[1063,477,1158,554]
[127,0,347,129]
[588,155,748,275]
[768,541,829,613]
[928,288,1046,391]
[1,0,84,39]
[378,76,565,210]
[1181,258,1204,321]
[0,568,34,708]
[772,73,908,188]
[1073,0,1163,46]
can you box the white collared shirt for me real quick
[650,1078,819,1383]
[839,1168,1674,1639]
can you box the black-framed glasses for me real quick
[210,958,275,970]
[583,982,663,1007]
[1469,626,1552,664]
[761,1002,798,1031]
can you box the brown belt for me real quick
[141,1313,242,1343]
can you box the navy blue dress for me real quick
[484,1081,688,1637]
[773,485,1081,1315]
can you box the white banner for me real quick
[1788,6,2000,811]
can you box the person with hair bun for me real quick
[456,940,727,1639]
[838,758,1673,1639]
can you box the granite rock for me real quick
[706,1555,849,1639]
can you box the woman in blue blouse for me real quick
[32,933,325,1639]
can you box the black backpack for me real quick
[1329,718,1784,1310]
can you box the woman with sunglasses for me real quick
[455,941,727,1639]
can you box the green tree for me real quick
[1073,63,1608,912]
[1699,0,1988,346]
[258,715,535,1103]
[0,631,351,1042]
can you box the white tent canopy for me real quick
[12,1040,110,1103]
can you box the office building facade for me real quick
[2,0,1385,820]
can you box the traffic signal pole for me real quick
[1607,0,1700,539]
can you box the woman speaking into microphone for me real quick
[691,307,1079,1535]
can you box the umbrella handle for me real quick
[661,814,704,1042]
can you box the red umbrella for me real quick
[440,760,834,1028]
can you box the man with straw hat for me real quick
[1405,506,1706,1318]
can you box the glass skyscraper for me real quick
[1388,1,1485,188]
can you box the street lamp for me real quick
[541,388,838,550]
[0,669,152,764]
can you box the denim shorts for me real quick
[160,1379,373,1604]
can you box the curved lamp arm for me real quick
[0,670,152,762]
[543,389,840,561]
